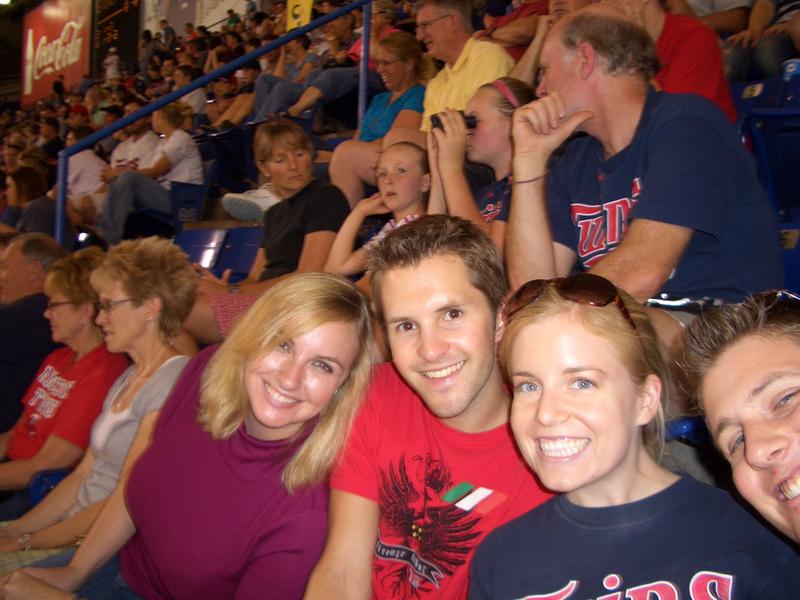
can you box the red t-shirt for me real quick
[331,363,553,599]
[6,344,128,460]
[490,0,549,61]
[656,14,737,123]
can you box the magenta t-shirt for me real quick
[120,346,329,600]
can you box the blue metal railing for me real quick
[55,0,372,244]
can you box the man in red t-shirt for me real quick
[305,216,552,600]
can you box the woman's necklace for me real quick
[113,345,169,411]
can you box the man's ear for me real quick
[575,41,597,80]
[495,307,507,344]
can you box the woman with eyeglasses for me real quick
[12,273,373,600]
[683,290,800,546]
[469,274,800,599]
[0,238,194,572]
[328,31,433,206]
[0,248,128,524]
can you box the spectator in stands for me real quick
[184,22,198,42]
[305,215,553,599]
[248,34,321,123]
[144,64,169,99]
[185,38,207,71]
[138,30,156,79]
[63,126,105,228]
[278,0,399,120]
[227,8,242,28]
[506,6,782,308]
[95,106,122,161]
[0,239,193,573]
[172,65,207,117]
[666,0,751,37]
[186,119,349,344]
[102,48,120,84]
[95,102,202,245]
[204,74,238,124]
[427,77,535,255]
[683,291,800,546]
[0,247,128,524]
[328,31,429,205]
[325,141,430,288]
[473,0,550,61]
[65,100,161,228]
[103,101,160,178]
[207,61,262,130]
[0,235,68,464]
[83,86,111,130]
[606,0,737,121]
[38,118,63,166]
[725,0,800,80]
[0,167,63,238]
[160,19,177,52]
[1,141,23,175]
[469,274,800,597]
[18,273,372,600]
[248,14,356,123]
[394,0,514,148]
[65,106,89,131]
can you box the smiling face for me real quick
[260,142,314,198]
[415,5,454,63]
[380,254,506,432]
[375,46,414,93]
[465,88,511,169]
[702,334,800,542]
[508,313,659,506]
[375,144,429,218]
[243,321,360,441]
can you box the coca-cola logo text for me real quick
[31,18,85,80]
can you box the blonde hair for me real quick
[157,101,194,127]
[44,246,105,305]
[90,237,196,337]
[197,273,373,492]
[252,118,312,164]
[499,282,669,459]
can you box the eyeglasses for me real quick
[46,300,75,310]
[416,13,452,33]
[374,58,402,68]
[505,273,638,332]
[95,298,136,313]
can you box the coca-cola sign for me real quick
[21,0,93,107]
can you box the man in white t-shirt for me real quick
[62,126,106,226]
[104,101,161,176]
[95,120,202,244]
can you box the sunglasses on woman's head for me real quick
[505,273,638,332]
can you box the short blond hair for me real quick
[44,246,105,305]
[500,281,669,459]
[197,273,373,492]
[90,237,196,337]
[252,118,312,165]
